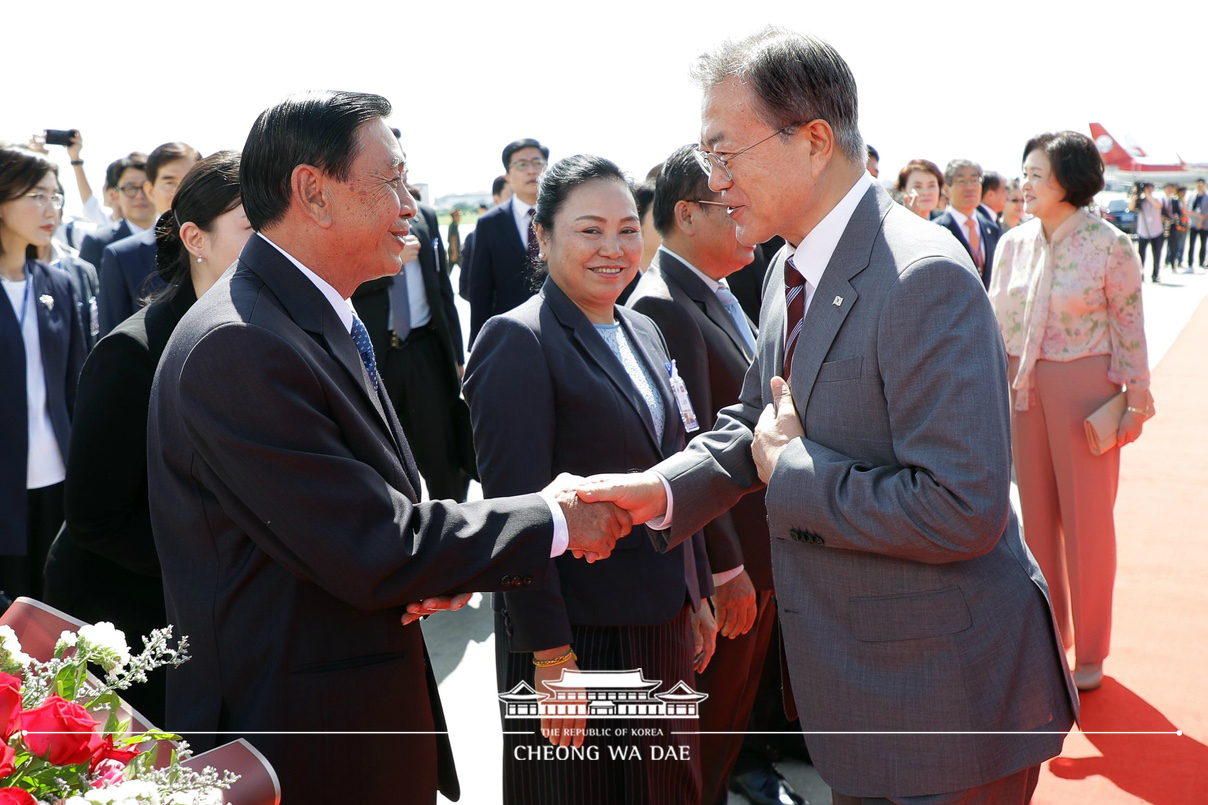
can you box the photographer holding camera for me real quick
[1129,181,1164,281]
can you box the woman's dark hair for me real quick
[528,154,633,289]
[1022,131,1105,208]
[896,158,943,192]
[0,146,59,260]
[154,151,241,293]
[241,90,392,231]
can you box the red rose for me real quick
[0,789,36,805]
[89,734,140,774]
[0,744,14,777]
[0,672,20,739]
[18,694,102,765]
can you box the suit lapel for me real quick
[544,278,662,453]
[241,236,419,494]
[617,308,681,456]
[656,253,754,361]
[30,264,64,376]
[502,199,527,260]
[786,186,882,416]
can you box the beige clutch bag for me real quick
[1084,392,1126,456]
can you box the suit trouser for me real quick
[1189,229,1208,266]
[830,762,1040,804]
[1,482,64,602]
[697,588,777,805]
[1008,355,1119,664]
[1165,228,1186,266]
[381,326,470,502]
[1136,235,1164,278]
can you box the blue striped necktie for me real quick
[715,282,756,355]
[350,314,379,391]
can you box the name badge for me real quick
[665,360,699,433]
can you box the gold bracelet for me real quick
[1125,405,1153,418]
[532,649,577,668]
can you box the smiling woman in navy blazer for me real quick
[0,146,85,604]
[464,155,713,805]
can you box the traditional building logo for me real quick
[499,669,708,720]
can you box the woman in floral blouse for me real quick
[989,131,1154,693]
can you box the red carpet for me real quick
[1034,295,1208,803]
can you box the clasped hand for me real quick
[542,473,634,562]
[752,376,803,484]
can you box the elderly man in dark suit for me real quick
[579,28,1077,804]
[933,159,1001,290]
[626,145,787,805]
[466,138,547,344]
[97,142,199,333]
[352,158,471,502]
[146,91,629,805]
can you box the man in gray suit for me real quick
[579,28,1077,803]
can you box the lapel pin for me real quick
[39,294,54,312]
[832,296,843,307]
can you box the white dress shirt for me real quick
[3,272,66,489]
[509,197,536,250]
[256,234,569,556]
[946,206,984,264]
[655,170,875,529]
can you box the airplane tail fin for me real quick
[1090,123,1136,167]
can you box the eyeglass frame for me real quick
[22,191,66,211]
[508,158,547,172]
[689,199,729,208]
[694,122,807,183]
[117,183,148,198]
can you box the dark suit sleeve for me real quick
[463,314,572,651]
[79,232,104,272]
[458,231,475,300]
[64,331,160,576]
[176,321,556,608]
[629,293,744,575]
[97,247,130,336]
[467,220,495,346]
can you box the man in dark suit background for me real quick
[97,142,199,333]
[466,138,548,343]
[933,159,1000,290]
[352,151,472,502]
[78,153,152,269]
[627,145,791,805]
[458,176,510,301]
[146,91,629,805]
[979,170,1006,225]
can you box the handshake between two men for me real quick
[400,377,805,626]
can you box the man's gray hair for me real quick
[944,159,983,186]
[691,27,865,165]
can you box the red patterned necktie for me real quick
[526,208,540,260]
[783,255,806,379]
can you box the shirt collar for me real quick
[256,233,355,334]
[788,170,873,289]
[511,195,534,222]
[658,245,722,292]
[125,218,147,236]
[948,206,974,229]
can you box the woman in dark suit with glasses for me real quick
[0,146,86,606]
[464,155,713,805]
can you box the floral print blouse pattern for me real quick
[989,210,1150,410]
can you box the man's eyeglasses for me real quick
[117,184,147,198]
[690,199,729,208]
[950,176,984,188]
[510,159,546,172]
[694,123,803,183]
[23,191,65,211]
